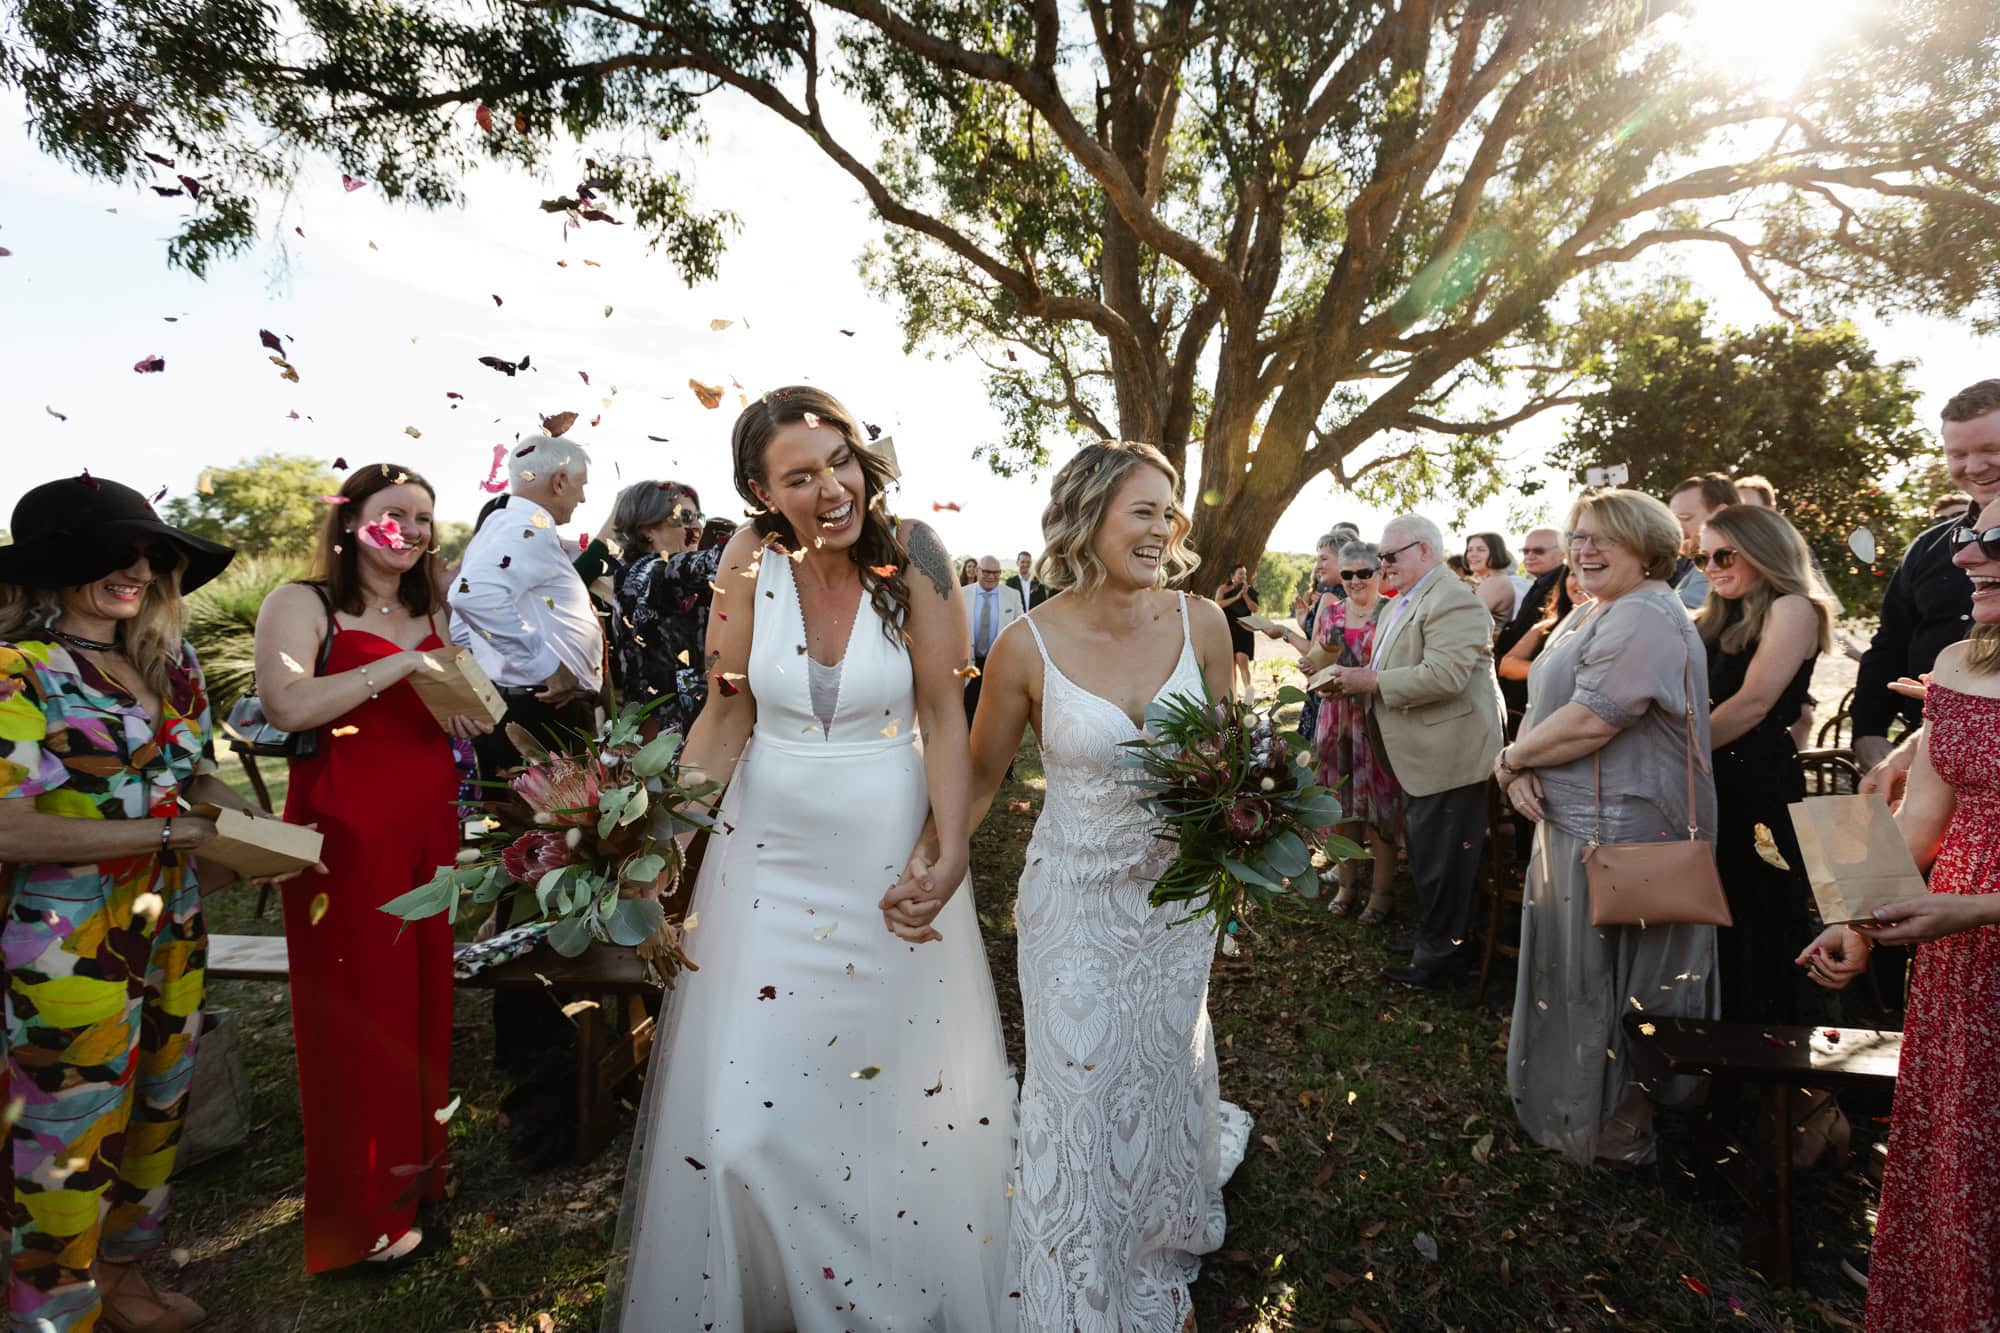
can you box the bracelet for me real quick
[360,667,379,699]
[160,816,174,852]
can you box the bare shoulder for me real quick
[257,581,326,626]
[1182,590,1231,637]
[718,524,766,570]
[1929,640,1982,690]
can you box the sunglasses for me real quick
[1341,568,1378,581]
[1378,538,1423,565]
[128,541,178,572]
[1951,524,2000,561]
[1520,544,1555,555]
[1690,548,1738,571]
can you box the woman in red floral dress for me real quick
[1798,497,2000,1330]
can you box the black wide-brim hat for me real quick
[0,475,235,594]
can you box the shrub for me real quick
[185,555,307,716]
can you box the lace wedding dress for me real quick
[1012,594,1252,1329]
[607,551,1016,1331]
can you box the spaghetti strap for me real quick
[1175,591,1191,646]
[1021,612,1053,663]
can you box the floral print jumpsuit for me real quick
[0,639,211,1333]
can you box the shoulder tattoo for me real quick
[904,522,956,601]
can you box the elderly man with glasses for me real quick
[1493,527,1567,733]
[1314,514,1505,988]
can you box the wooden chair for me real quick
[1624,1015,1901,1285]
[209,934,661,1166]
[1796,747,1862,795]
[1812,687,1856,751]
[1474,780,1527,1005]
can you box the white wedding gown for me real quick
[609,552,1016,1331]
[1011,595,1252,1330]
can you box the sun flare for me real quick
[1673,0,1871,97]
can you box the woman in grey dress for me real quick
[1490,489,1720,1166]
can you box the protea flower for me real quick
[1223,799,1272,843]
[510,754,603,826]
[501,829,574,884]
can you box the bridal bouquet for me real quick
[381,696,721,984]
[1120,685,1358,941]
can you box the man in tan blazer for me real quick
[1315,513,1504,987]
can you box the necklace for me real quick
[53,627,119,653]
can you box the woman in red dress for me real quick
[253,464,493,1271]
[1798,495,2000,1329]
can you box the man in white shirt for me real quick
[448,433,600,1167]
[1006,549,1051,609]
[960,555,1025,731]
[451,435,602,710]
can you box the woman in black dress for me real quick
[1694,504,1839,1023]
[1215,562,1260,702]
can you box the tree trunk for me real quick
[1186,484,1298,601]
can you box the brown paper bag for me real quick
[187,804,325,879]
[407,645,508,729]
[1787,795,1928,924]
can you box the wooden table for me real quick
[208,934,660,1165]
[1623,1014,1901,1284]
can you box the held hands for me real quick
[1795,923,1872,989]
[879,843,966,944]
[1502,770,1545,822]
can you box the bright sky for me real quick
[1,69,1994,561]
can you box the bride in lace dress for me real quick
[888,441,1252,1330]
[608,388,1015,1330]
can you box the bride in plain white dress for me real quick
[888,441,1252,1331]
[609,387,1015,1331]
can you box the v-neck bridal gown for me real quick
[1010,594,1251,1331]
[608,551,1016,1332]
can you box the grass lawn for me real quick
[165,700,1876,1330]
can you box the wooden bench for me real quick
[207,934,658,1166]
[1622,1014,1901,1284]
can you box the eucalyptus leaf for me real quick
[618,782,651,827]
[624,853,667,885]
[379,868,457,921]
[633,730,683,777]
[1275,685,1307,706]
[536,864,573,912]
[604,895,665,946]
[547,916,594,957]
[1264,829,1312,877]
[1219,853,1283,891]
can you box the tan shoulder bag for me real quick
[1580,657,1732,928]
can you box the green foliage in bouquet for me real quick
[1121,684,1364,942]
[380,694,719,979]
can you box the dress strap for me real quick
[1020,612,1053,664]
[1175,591,1191,649]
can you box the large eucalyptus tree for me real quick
[7,0,1996,569]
